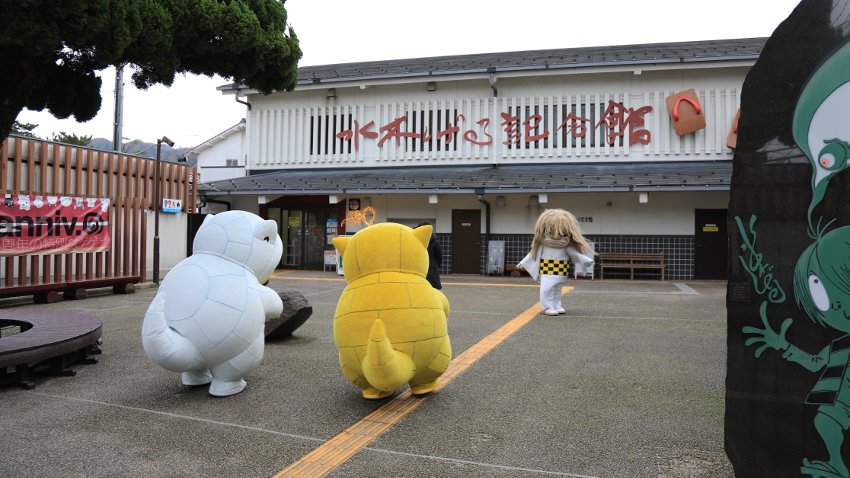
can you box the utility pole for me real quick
[112,65,124,152]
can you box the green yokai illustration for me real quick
[743,40,850,478]
[791,41,850,237]
[745,226,850,478]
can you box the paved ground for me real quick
[0,272,730,478]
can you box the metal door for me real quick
[451,209,481,274]
[694,209,728,279]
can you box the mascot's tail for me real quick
[362,319,416,393]
[141,291,205,372]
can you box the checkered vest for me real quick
[539,259,569,276]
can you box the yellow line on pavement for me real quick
[271,275,345,281]
[441,281,540,288]
[270,274,540,288]
[273,286,573,478]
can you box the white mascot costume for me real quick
[141,211,283,397]
[518,209,594,316]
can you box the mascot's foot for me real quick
[209,379,247,397]
[556,307,566,314]
[544,309,560,316]
[181,370,213,387]
[801,458,849,478]
[409,380,439,396]
[362,388,393,400]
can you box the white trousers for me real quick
[539,273,567,311]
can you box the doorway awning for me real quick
[201,161,732,196]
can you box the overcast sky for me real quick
[16,0,802,148]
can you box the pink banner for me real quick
[0,195,112,256]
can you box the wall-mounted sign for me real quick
[726,1,850,475]
[335,100,654,151]
[0,194,111,256]
[348,198,360,211]
[727,108,740,149]
[665,88,706,136]
[341,206,376,226]
[326,218,338,245]
[161,198,182,213]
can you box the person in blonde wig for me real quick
[517,209,594,315]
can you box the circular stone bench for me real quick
[0,310,103,389]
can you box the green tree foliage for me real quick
[10,121,39,138]
[0,0,301,141]
[52,132,93,146]
[122,139,156,156]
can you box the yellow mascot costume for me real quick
[332,223,451,399]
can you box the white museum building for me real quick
[193,38,762,279]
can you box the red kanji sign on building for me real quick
[334,101,654,151]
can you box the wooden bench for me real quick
[0,311,103,389]
[598,252,665,280]
[0,276,139,303]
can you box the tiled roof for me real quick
[219,38,765,91]
[202,162,732,196]
[297,38,764,85]
[189,118,246,154]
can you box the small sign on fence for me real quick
[162,198,183,213]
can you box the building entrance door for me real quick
[268,207,334,270]
[694,209,728,280]
[451,209,481,274]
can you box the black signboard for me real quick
[726,1,850,477]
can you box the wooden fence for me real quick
[0,136,196,302]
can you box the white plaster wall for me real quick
[333,190,727,236]
[196,131,246,183]
[489,191,728,235]
[198,166,245,183]
[199,132,243,166]
[144,211,188,276]
[246,63,745,170]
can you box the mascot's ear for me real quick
[412,225,432,248]
[255,220,277,239]
[333,236,350,256]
